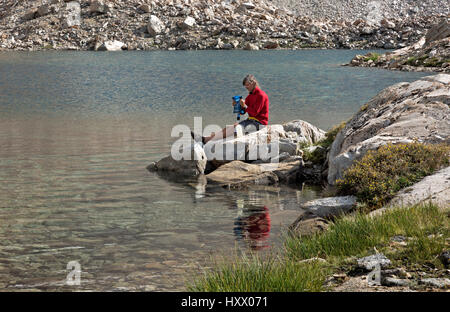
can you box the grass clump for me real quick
[364,52,380,62]
[187,253,331,292]
[336,142,450,208]
[283,203,448,266]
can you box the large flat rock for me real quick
[328,74,450,185]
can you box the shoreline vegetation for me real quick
[187,202,449,292]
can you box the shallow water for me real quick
[0,50,428,291]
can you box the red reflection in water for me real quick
[234,206,271,250]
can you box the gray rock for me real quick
[419,278,450,288]
[386,166,450,209]
[289,211,329,237]
[203,124,286,163]
[425,19,450,45]
[137,4,151,13]
[180,17,196,30]
[147,15,164,37]
[241,2,256,10]
[61,1,81,28]
[357,253,391,271]
[278,141,298,156]
[205,161,279,188]
[391,235,407,243]
[301,196,357,218]
[22,8,38,21]
[147,143,207,176]
[282,120,326,144]
[37,5,50,17]
[97,40,124,51]
[244,42,259,50]
[381,277,411,287]
[90,0,110,14]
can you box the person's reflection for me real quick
[234,203,271,250]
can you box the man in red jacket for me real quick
[192,74,270,144]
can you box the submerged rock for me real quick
[147,143,207,176]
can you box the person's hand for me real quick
[240,98,246,109]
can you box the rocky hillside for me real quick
[348,19,450,72]
[0,0,448,51]
[272,0,450,21]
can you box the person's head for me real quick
[243,74,259,93]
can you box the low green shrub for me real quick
[336,142,450,208]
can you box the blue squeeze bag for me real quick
[232,95,245,120]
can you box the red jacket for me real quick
[244,86,269,125]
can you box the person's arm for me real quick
[245,94,265,116]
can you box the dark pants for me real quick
[238,118,265,135]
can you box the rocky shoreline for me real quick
[347,18,450,72]
[0,0,449,51]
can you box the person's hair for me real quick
[243,74,259,88]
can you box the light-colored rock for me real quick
[381,277,411,287]
[206,161,279,188]
[282,120,326,144]
[203,124,286,163]
[419,278,450,288]
[180,16,196,30]
[357,253,391,271]
[97,40,124,51]
[328,74,450,185]
[241,2,256,10]
[61,1,81,28]
[300,195,357,218]
[244,42,259,50]
[386,166,450,209]
[147,15,164,37]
